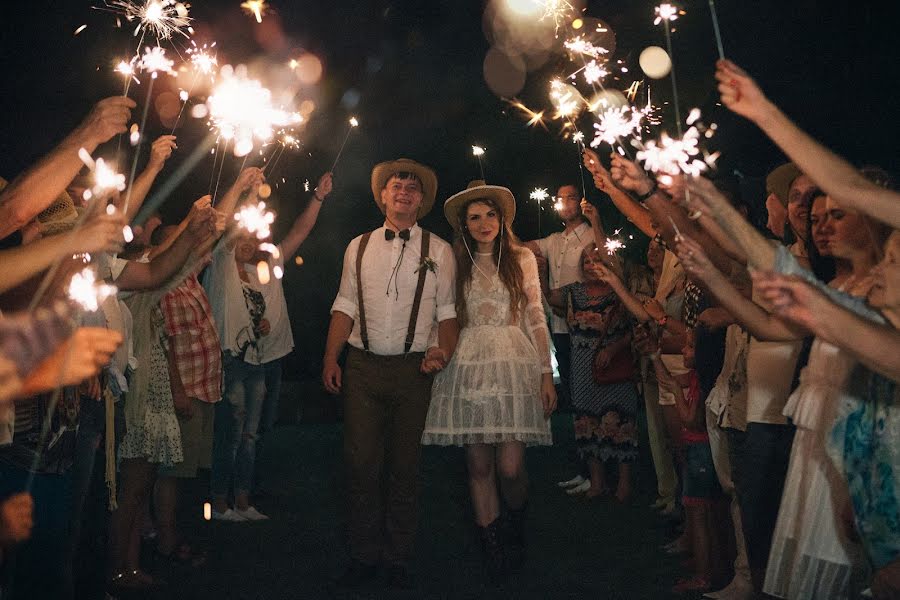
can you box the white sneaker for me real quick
[556,475,586,488]
[565,480,591,495]
[234,506,269,521]
[211,508,247,522]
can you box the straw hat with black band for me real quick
[370,158,438,219]
[443,180,516,232]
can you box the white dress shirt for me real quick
[535,222,595,334]
[331,224,456,356]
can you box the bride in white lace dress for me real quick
[422,181,556,579]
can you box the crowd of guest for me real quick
[0,92,333,598]
[0,54,897,600]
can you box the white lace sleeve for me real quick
[519,250,553,374]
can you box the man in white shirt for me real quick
[322,159,457,590]
[525,184,595,410]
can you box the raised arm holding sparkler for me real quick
[716,59,900,230]
[0,96,135,238]
[279,171,333,259]
[0,211,125,295]
[582,147,655,238]
[119,134,177,221]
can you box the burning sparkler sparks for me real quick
[206,67,303,157]
[590,105,643,148]
[653,3,682,25]
[634,127,712,177]
[582,60,609,85]
[234,201,275,239]
[240,0,269,23]
[549,79,583,120]
[68,268,118,312]
[115,56,140,85]
[101,0,192,41]
[471,145,485,157]
[530,187,549,202]
[507,99,546,130]
[137,45,176,77]
[536,0,576,36]
[187,41,217,76]
[78,148,127,198]
[564,36,610,60]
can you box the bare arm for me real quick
[677,235,804,341]
[717,59,900,230]
[0,97,136,239]
[321,311,354,395]
[279,173,332,258]
[0,212,124,294]
[215,167,265,220]
[753,271,900,381]
[583,148,656,237]
[121,135,176,221]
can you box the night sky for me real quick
[1,0,897,378]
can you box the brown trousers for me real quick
[342,347,432,565]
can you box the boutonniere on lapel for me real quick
[416,256,438,275]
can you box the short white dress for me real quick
[763,338,865,599]
[422,250,553,446]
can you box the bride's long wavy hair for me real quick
[453,197,525,327]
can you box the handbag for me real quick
[592,343,635,385]
[591,304,635,385]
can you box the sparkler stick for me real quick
[211,138,230,205]
[330,117,359,172]
[472,145,486,181]
[530,187,549,237]
[707,0,725,60]
[654,4,684,135]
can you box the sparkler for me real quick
[536,0,575,37]
[115,57,140,86]
[240,0,269,23]
[654,3,685,134]
[590,105,642,149]
[707,0,725,60]
[472,145,486,181]
[530,187,550,236]
[330,116,359,172]
[170,40,218,134]
[206,67,303,158]
[68,268,118,313]
[123,45,176,216]
[234,201,275,240]
[549,79,583,120]
[604,229,626,255]
[100,0,192,42]
[634,127,710,177]
[564,36,610,60]
[506,99,546,130]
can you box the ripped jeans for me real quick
[210,352,266,499]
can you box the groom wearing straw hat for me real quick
[322,158,458,590]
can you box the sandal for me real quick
[155,541,207,569]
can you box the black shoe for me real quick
[386,564,414,590]
[479,518,508,582]
[334,559,378,589]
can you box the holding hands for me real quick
[420,346,448,374]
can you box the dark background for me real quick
[1,0,897,379]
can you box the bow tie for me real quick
[385,228,410,242]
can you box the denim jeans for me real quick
[211,352,266,498]
[254,358,282,491]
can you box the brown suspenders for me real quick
[355,229,431,354]
[405,230,431,354]
[355,231,374,351]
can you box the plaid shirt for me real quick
[160,274,222,403]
